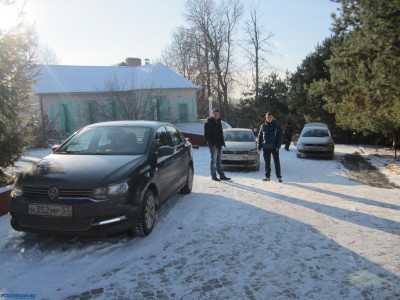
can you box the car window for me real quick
[166,125,183,146]
[155,126,173,148]
[224,131,255,142]
[56,126,149,155]
[57,127,97,153]
[302,129,329,138]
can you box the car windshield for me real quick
[302,128,329,138]
[224,131,255,142]
[55,126,151,155]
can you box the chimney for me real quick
[125,57,141,67]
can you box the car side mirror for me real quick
[51,145,60,153]
[157,146,174,157]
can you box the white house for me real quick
[32,61,198,137]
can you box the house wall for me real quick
[39,88,198,137]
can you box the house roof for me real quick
[33,63,197,94]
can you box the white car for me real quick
[222,128,260,171]
[296,123,334,159]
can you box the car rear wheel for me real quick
[133,189,157,236]
[180,165,193,194]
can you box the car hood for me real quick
[18,154,146,189]
[299,137,333,144]
[224,141,257,151]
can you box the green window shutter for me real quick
[192,97,197,122]
[109,101,121,120]
[142,100,148,119]
[157,97,163,121]
[76,103,82,125]
[167,99,171,122]
[50,105,56,127]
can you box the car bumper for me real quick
[297,145,334,158]
[221,154,260,169]
[9,196,139,236]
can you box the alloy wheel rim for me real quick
[145,194,156,229]
[188,168,194,190]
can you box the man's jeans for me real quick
[263,148,282,179]
[209,146,225,178]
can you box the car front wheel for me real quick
[180,165,193,194]
[133,189,157,236]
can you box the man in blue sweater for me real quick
[257,112,283,182]
[204,108,231,182]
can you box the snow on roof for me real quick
[33,63,197,94]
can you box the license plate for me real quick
[28,204,73,217]
[225,155,245,161]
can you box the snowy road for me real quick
[1,145,399,299]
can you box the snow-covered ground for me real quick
[1,144,399,299]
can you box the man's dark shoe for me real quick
[278,178,283,183]
[262,177,270,181]
[220,176,231,181]
[212,177,220,181]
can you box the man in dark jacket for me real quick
[283,121,293,151]
[257,112,283,182]
[204,108,231,181]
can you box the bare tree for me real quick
[100,73,173,123]
[184,0,243,120]
[162,25,213,118]
[162,27,199,82]
[37,44,59,65]
[242,2,273,100]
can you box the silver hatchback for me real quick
[296,123,334,159]
[222,128,260,171]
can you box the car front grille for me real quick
[15,214,93,231]
[222,150,249,154]
[23,187,92,198]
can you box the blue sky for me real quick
[1,0,340,73]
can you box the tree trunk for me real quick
[393,127,400,159]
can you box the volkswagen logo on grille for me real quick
[48,186,59,200]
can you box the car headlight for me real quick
[11,182,23,198]
[248,149,258,154]
[92,182,129,200]
[11,184,24,198]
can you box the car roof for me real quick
[86,120,172,129]
[223,128,253,132]
[304,123,328,128]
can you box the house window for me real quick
[149,96,163,121]
[110,101,120,120]
[86,101,97,124]
[58,101,74,135]
[179,103,188,123]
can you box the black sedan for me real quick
[10,121,194,237]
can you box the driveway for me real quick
[0,145,399,299]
